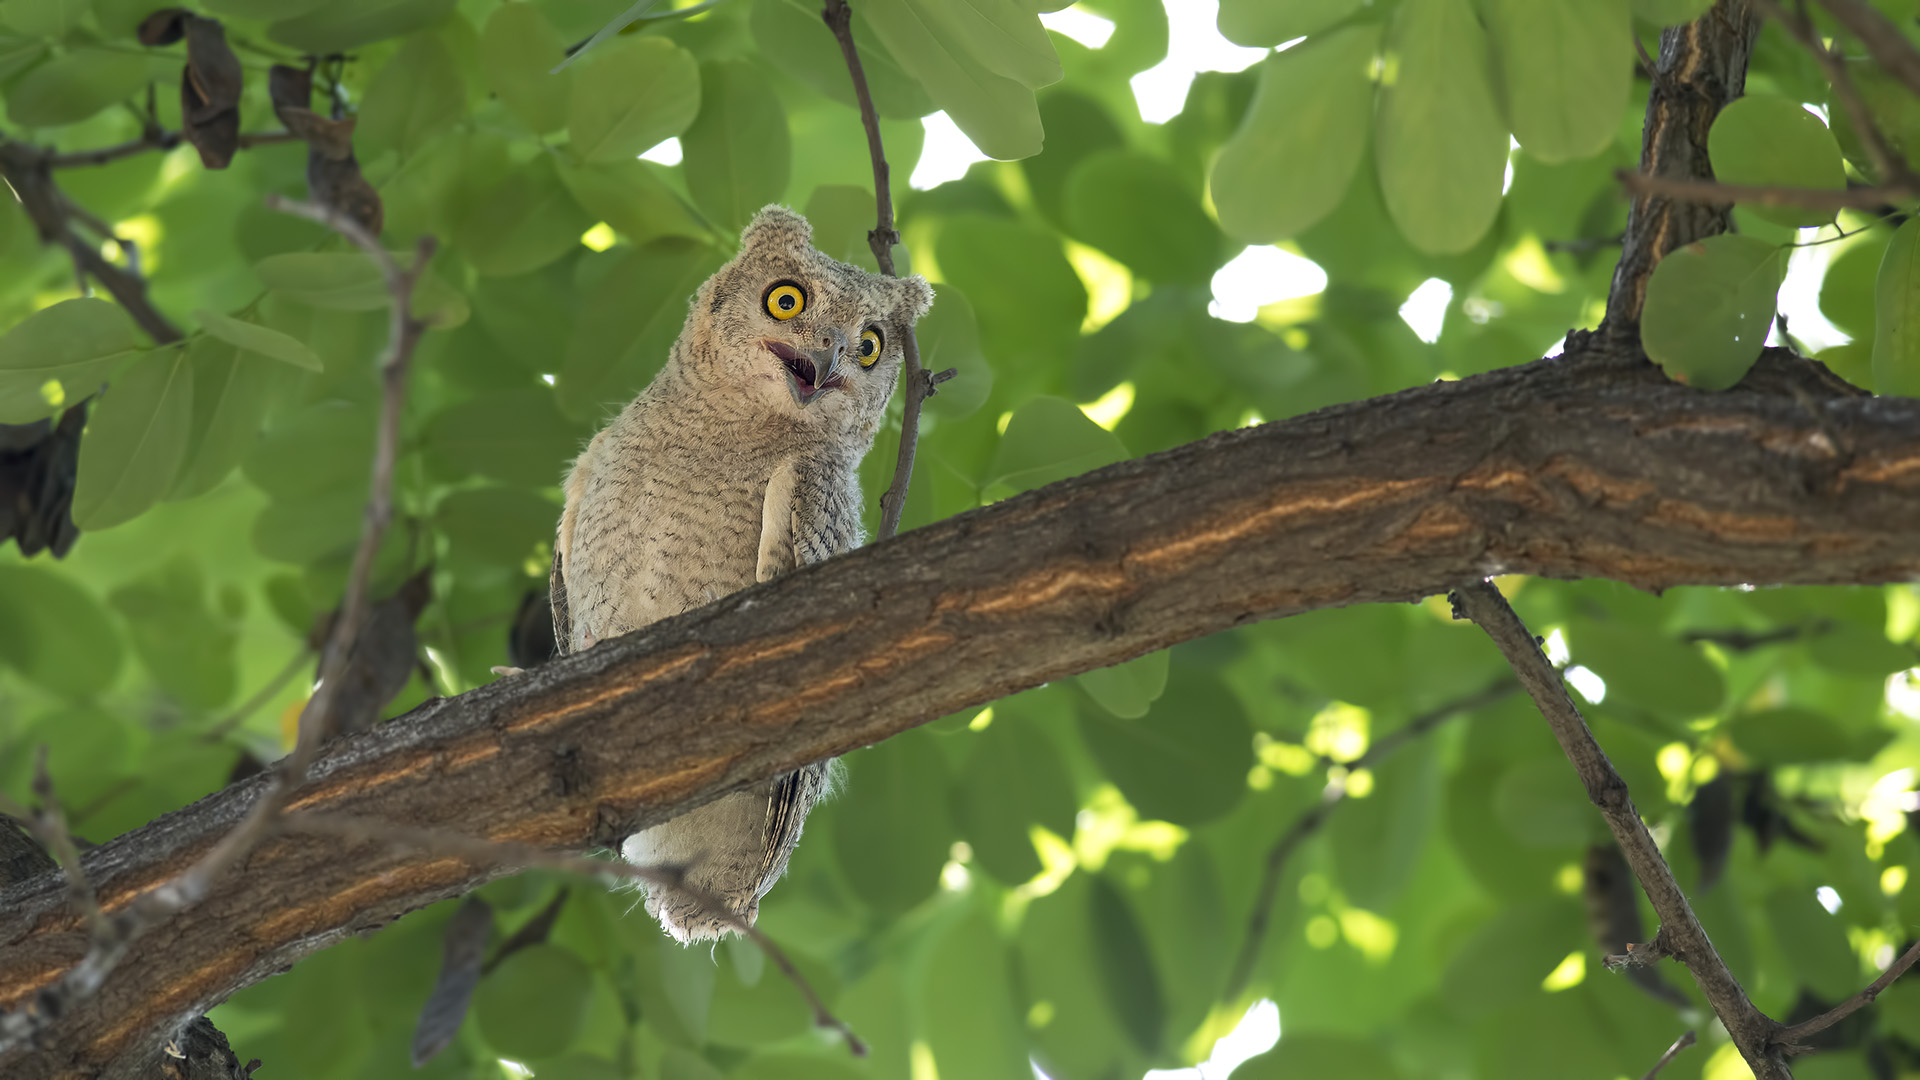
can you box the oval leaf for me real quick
[357,32,467,159]
[1490,0,1631,164]
[1708,95,1847,228]
[1218,0,1363,47]
[480,3,571,135]
[1375,0,1507,254]
[1642,233,1783,390]
[72,347,193,530]
[194,310,322,371]
[1874,216,1920,397]
[567,35,701,164]
[1211,24,1379,244]
[7,48,162,128]
[1065,149,1223,284]
[681,60,791,234]
[860,0,1043,160]
[472,944,592,1060]
[0,298,142,424]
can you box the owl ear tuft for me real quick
[740,205,811,253]
[896,275,935,324]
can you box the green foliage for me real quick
[0,2,1914,1079]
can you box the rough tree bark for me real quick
[2,331,1918,1077]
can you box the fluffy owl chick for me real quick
[551,205,934,943]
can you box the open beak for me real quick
[767,339,846,406]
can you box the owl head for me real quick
[683,205,934,445]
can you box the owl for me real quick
[550,205,934,942]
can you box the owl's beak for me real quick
[767,337,847,407]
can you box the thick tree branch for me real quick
[0,336,1914,1076]
[1224,679,1518,999]
[1452,581,1788,1079]
[1603,0,1759,334]
[820,0,953,540]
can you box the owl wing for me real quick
[755,454,861,887]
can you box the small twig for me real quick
[1223,679,1518,999]
[821,0,933,541]
[1617,170,1915,213]
[42,129,296,169]
[282,812,868,1057]
[1815,0,1920,104]
[1605,927,1675,971]
[1634,34,1677,96]
[1774,938,1920,1047]
[1760,0,1917,187]
[1452,580,1790,1080]
[1642,1030,1698,1080]
[24,751,104,942]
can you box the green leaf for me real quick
[1491,755,1592,847]
[473,944,592,1060]
[0,565,124,698]
[1018,876,1145,1079]
[935,215,1087,358]
[71,347,193,530]
[0,298,142,424]
[984,395,1127,497]
[1708,95,1847,228]
[1830,57,1920,185]
[1765,889,1860,1001]
[1874,216,1920,397]
[1331,738,1439,909]
[454,155,596,278]
[915,283,991,420]
[1077,666,1252,826]
[860,0,1043,160]
[480,3,571,135]
[831,729,955,915]
[1218,0,1363,46]
[1210,25,1379,244]
[557,159,709,246]
[1641,233,1783,390]
[1489,0,1631,164]
[918,0,1061,90]
[193,311,322,372]
[1630,0,1713,26]
[559,239,726,420]
[749,0,933,120]
[1819,229,1889,341]
[1077,649,1170,719]
[1064,150,1223,284]
[422,388,582,487]
[268,0,457,54]
[435,486,559,568]
[243,400,373,500]
[953,716,1077,884]
[1375,0,1507,254]
[706,944,832,1047]
[6,48,162,127]
[919,908,1028,1077]
[1568,620,1725,720]
[566,35,701,164]
[1087,874,1166,1054]
[357,32,467,160]
[170,336,293,500]
[254,251,468,327]
[1729,706,1880,765]
[108,557,238,709]
[681,60,791,234]
[1231,1034,1405,1080]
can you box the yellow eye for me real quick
[765,282,805,320]
[858,328,881,366]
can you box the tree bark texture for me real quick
[2,339,1918,1078]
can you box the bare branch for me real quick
[1642,1030,1697,1080]
[820,0,934,541]
[283,812,867,1057]
[28,748,104,944]
[1757,0,1917,186]
[1774,938,1920,1048]
[1814,0,1920,103]
[1224,679,1518,999]
[1617,170,1915,213]
[1452,580,1789,1079]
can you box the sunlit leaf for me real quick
[1875,216,1920,397]
[566,35,701,164]
[1218,0,1363,47]
[0,298,143,424]
[681,60,791,234]
[1211,24,1379,244]
[1708,95,1846,228]
[860,0,1043,160]
[1375,0,1506,254]
[1489,0,1631,164]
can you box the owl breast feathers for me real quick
[549,205,934,943]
